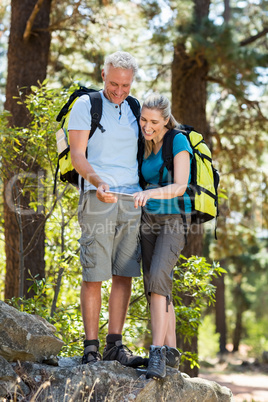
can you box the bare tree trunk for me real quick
[171,0,210,377]
[232,283,249,352]
[213,273,228,354]
[50,201,65,318]
[4,0,52,299]
[232,309,243,352]
[223,0,231,22]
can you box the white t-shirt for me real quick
[68,90,141,193]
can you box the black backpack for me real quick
[54,87,145,193]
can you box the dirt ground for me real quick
[199,371,268,401]
[199,346,268,402]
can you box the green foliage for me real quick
[1,81,71,181]
[172,256,225,367]
[198,315,220,360]
[221,240,268,350]
[140,0,162,21]
[243,313,268,358]
[123,276,149,356]
[49,0,147,88]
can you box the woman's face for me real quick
[140,107,169,142]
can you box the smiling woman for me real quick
[140,108,169,155]
[133,93,193,379]
[140,94,179,159]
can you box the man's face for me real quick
[102,65,134,105]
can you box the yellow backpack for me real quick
[158,126,219,234]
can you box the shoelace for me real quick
[118,344,133,356]
[150,349,164,368]
[85,351,101,361]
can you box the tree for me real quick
[4,0,52,298]
[170,0,210,376]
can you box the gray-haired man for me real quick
[68,51,146,367]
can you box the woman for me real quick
[133,93,193,379]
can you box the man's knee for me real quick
[82,281,102,293]
[112,275,132,285]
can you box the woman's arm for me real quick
[133,150,190,208]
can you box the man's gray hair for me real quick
[103,51,138,76]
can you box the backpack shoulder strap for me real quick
[56,86,96,123]
[87,91,105,138]
[177,123,194,134]
[88,93,139,139]
[126,96,147,189]
[80,91,104,192]
[159,129,180,185]
[126,95,141,120]
[161,127,190,244]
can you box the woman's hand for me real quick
[133,190,153,209]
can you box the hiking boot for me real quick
[103,340,147,368]
[165,346,182,368]
[82,345,102,364]
[146,345,166,379]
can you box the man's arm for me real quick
[69,129,117,203]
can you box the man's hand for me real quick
[96,183,118,203]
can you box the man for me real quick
[68,51,145,367]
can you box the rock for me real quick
[0,302,233,401]
[0,356,29,398]
[0,358,233,401]
[0,301,64,363]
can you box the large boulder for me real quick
[0,301,64,363]
[0,302,233,401]
[0,357,233,401]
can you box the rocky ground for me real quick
[199,346,268,402]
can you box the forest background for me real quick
[0,0,267,377]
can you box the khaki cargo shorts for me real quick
[78,190,141,282]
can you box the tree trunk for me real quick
[171,0,210,377]
[223,0,231,25]
[232,283,248,352]
[4,0,52,299]
[232,310,242,352]
[213,273,228,354]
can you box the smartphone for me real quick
[106,191,134,201]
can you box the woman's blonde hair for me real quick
[142,93,178,159]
